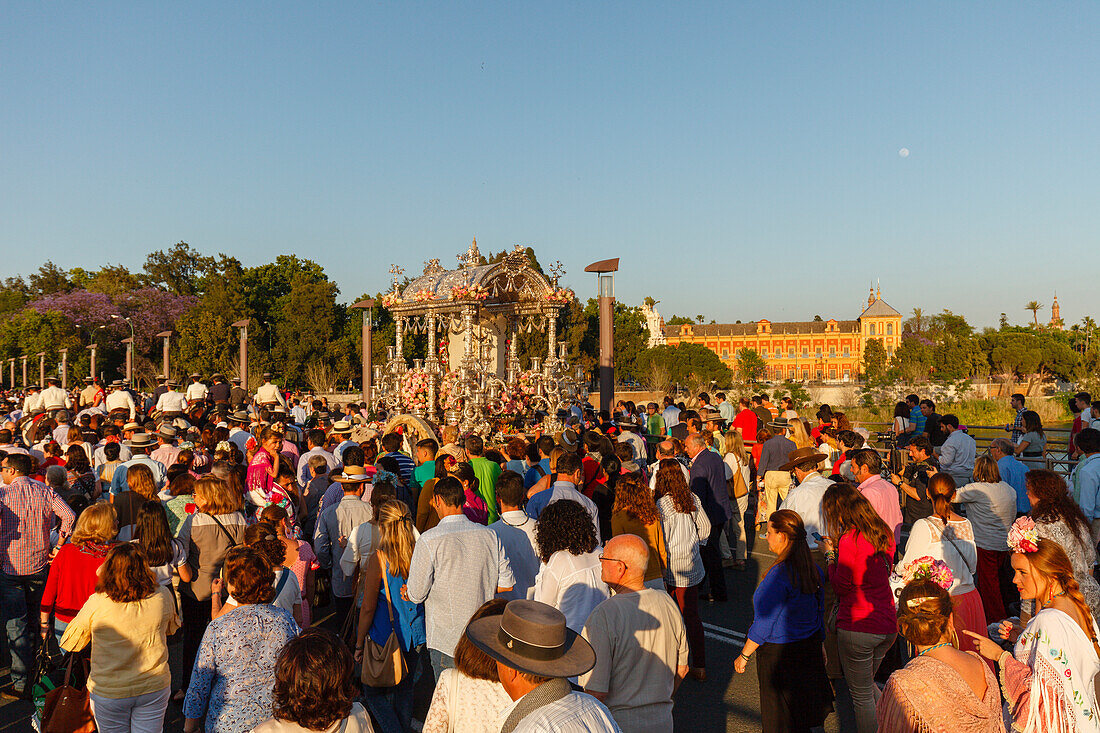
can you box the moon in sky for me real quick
[898,148,910,158]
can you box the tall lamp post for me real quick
[110,314,135,383]
[584,258,620,414]
[21,356,28,387]
[156,331,173,380]
[37,352,46,387]
[60,348,68,390]
[87,344,98,382]
[349,299,376,407]
[233,319,250,391]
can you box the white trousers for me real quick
[90,686,170,733]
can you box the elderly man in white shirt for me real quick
[776,447,831,550]
[648,440,688,493]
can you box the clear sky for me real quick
[3,3,1097,329]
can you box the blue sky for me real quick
[3,3,1097,328]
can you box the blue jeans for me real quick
[0,567,49,688]
[428,647,454,680]
[362,646,422,733]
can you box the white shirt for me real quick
[290,405,308,424]
[897,516,977,595]
[489,511,541,601]
[185,382,208,401]
[334,440,357,464]
[256,382,287,407]
[661,406,680,431]
[497,690,621,733]
[228,427,252,456]
[939,429,977,482]
[781,472,832,549]
[339,520,378,582]
[39,386,71,410]
[23,392,42,414]
[530,549,609,633]
[297,446,338,488]
[104,390,136,419]
[156,390,188,413]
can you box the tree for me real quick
[999,312,1009,330]
[635,343,732,388]
[813,315,823,322]
[735,348,767,384]
[1025,301,1043,328]
[695,315,705,324]
[891,335,933,383]
[666,315,692,326]
[143,242,216,296]
[862,338,887,380]
[910,308,924,335]
[29,261,73,296]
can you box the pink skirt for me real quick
[952,587,987,655]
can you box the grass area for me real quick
[843,396,1071,429]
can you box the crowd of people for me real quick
[3,375,1100,733]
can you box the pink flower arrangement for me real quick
[381,292,403,307]
[545,287,574,304]
[899,556,953,590]
[400,370,430,410]
[449,284,489,301]
[411,288,437,302]
[439,371,463,410]
[1008,516,1040,553]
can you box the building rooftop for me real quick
[663,319,860,338]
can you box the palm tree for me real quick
[1025,301,1043,328]
[911,307,924,335]
[1083,316,1098,351]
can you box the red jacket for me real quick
[42,542,112,623]
[828,529,896,635]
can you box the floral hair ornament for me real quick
[899,556,954,608]
[1007,516,1040,553]
[373,468,398,487]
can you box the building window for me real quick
[829,369,837,380]
[829,346,836,358]
[843,346,850,357]
[801,369,809,380]
[815,348,822,358]
[760,347,768,358]
[886,324,894,335]
[722,349,728,358]
[788,347,795,358]
[843,370,850,379]
[801,348,809,358]
[869,324,877,336]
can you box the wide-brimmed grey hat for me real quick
[156,425,177,440]
[126,432,156,449]
[466,600,596,679]
[227,410,250,424]
[768,417,790,432]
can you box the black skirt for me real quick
[756,633,834,733]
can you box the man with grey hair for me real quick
[990,437,1029,515]
[580,534,689,729]
[648,440,687,491]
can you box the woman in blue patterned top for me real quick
[182,546,300,733]
[734,509,833,733]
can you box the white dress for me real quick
[423,669,513,733]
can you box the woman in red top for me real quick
[819,483,897,733]
[40,502,118,644]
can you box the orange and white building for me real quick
[662,288,903,382]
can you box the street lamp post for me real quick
[156,331,173,381]
[585,258,620,414]
[87,344,98,382]
[233,319,250,391]
[350,299,376,408]
[109,315,135,383]
[60,348,68,390]
[120,338,133,382]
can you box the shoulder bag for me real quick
[40,653,96,733]
[726,457,748,499]
[360,557,408,688]
[205,513,239,547]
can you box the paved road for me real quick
[3,541,838,733]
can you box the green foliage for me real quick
[143,242,216,296]
[665,315,693,326]
[862,338,887,380]
[635,343,732,387]
[735,348,767,384]
[774,382,810,408]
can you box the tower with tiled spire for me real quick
[1050,293,1063,330]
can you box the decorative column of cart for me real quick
[376,242,585,437]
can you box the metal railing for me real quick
[856,421,1076,479]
